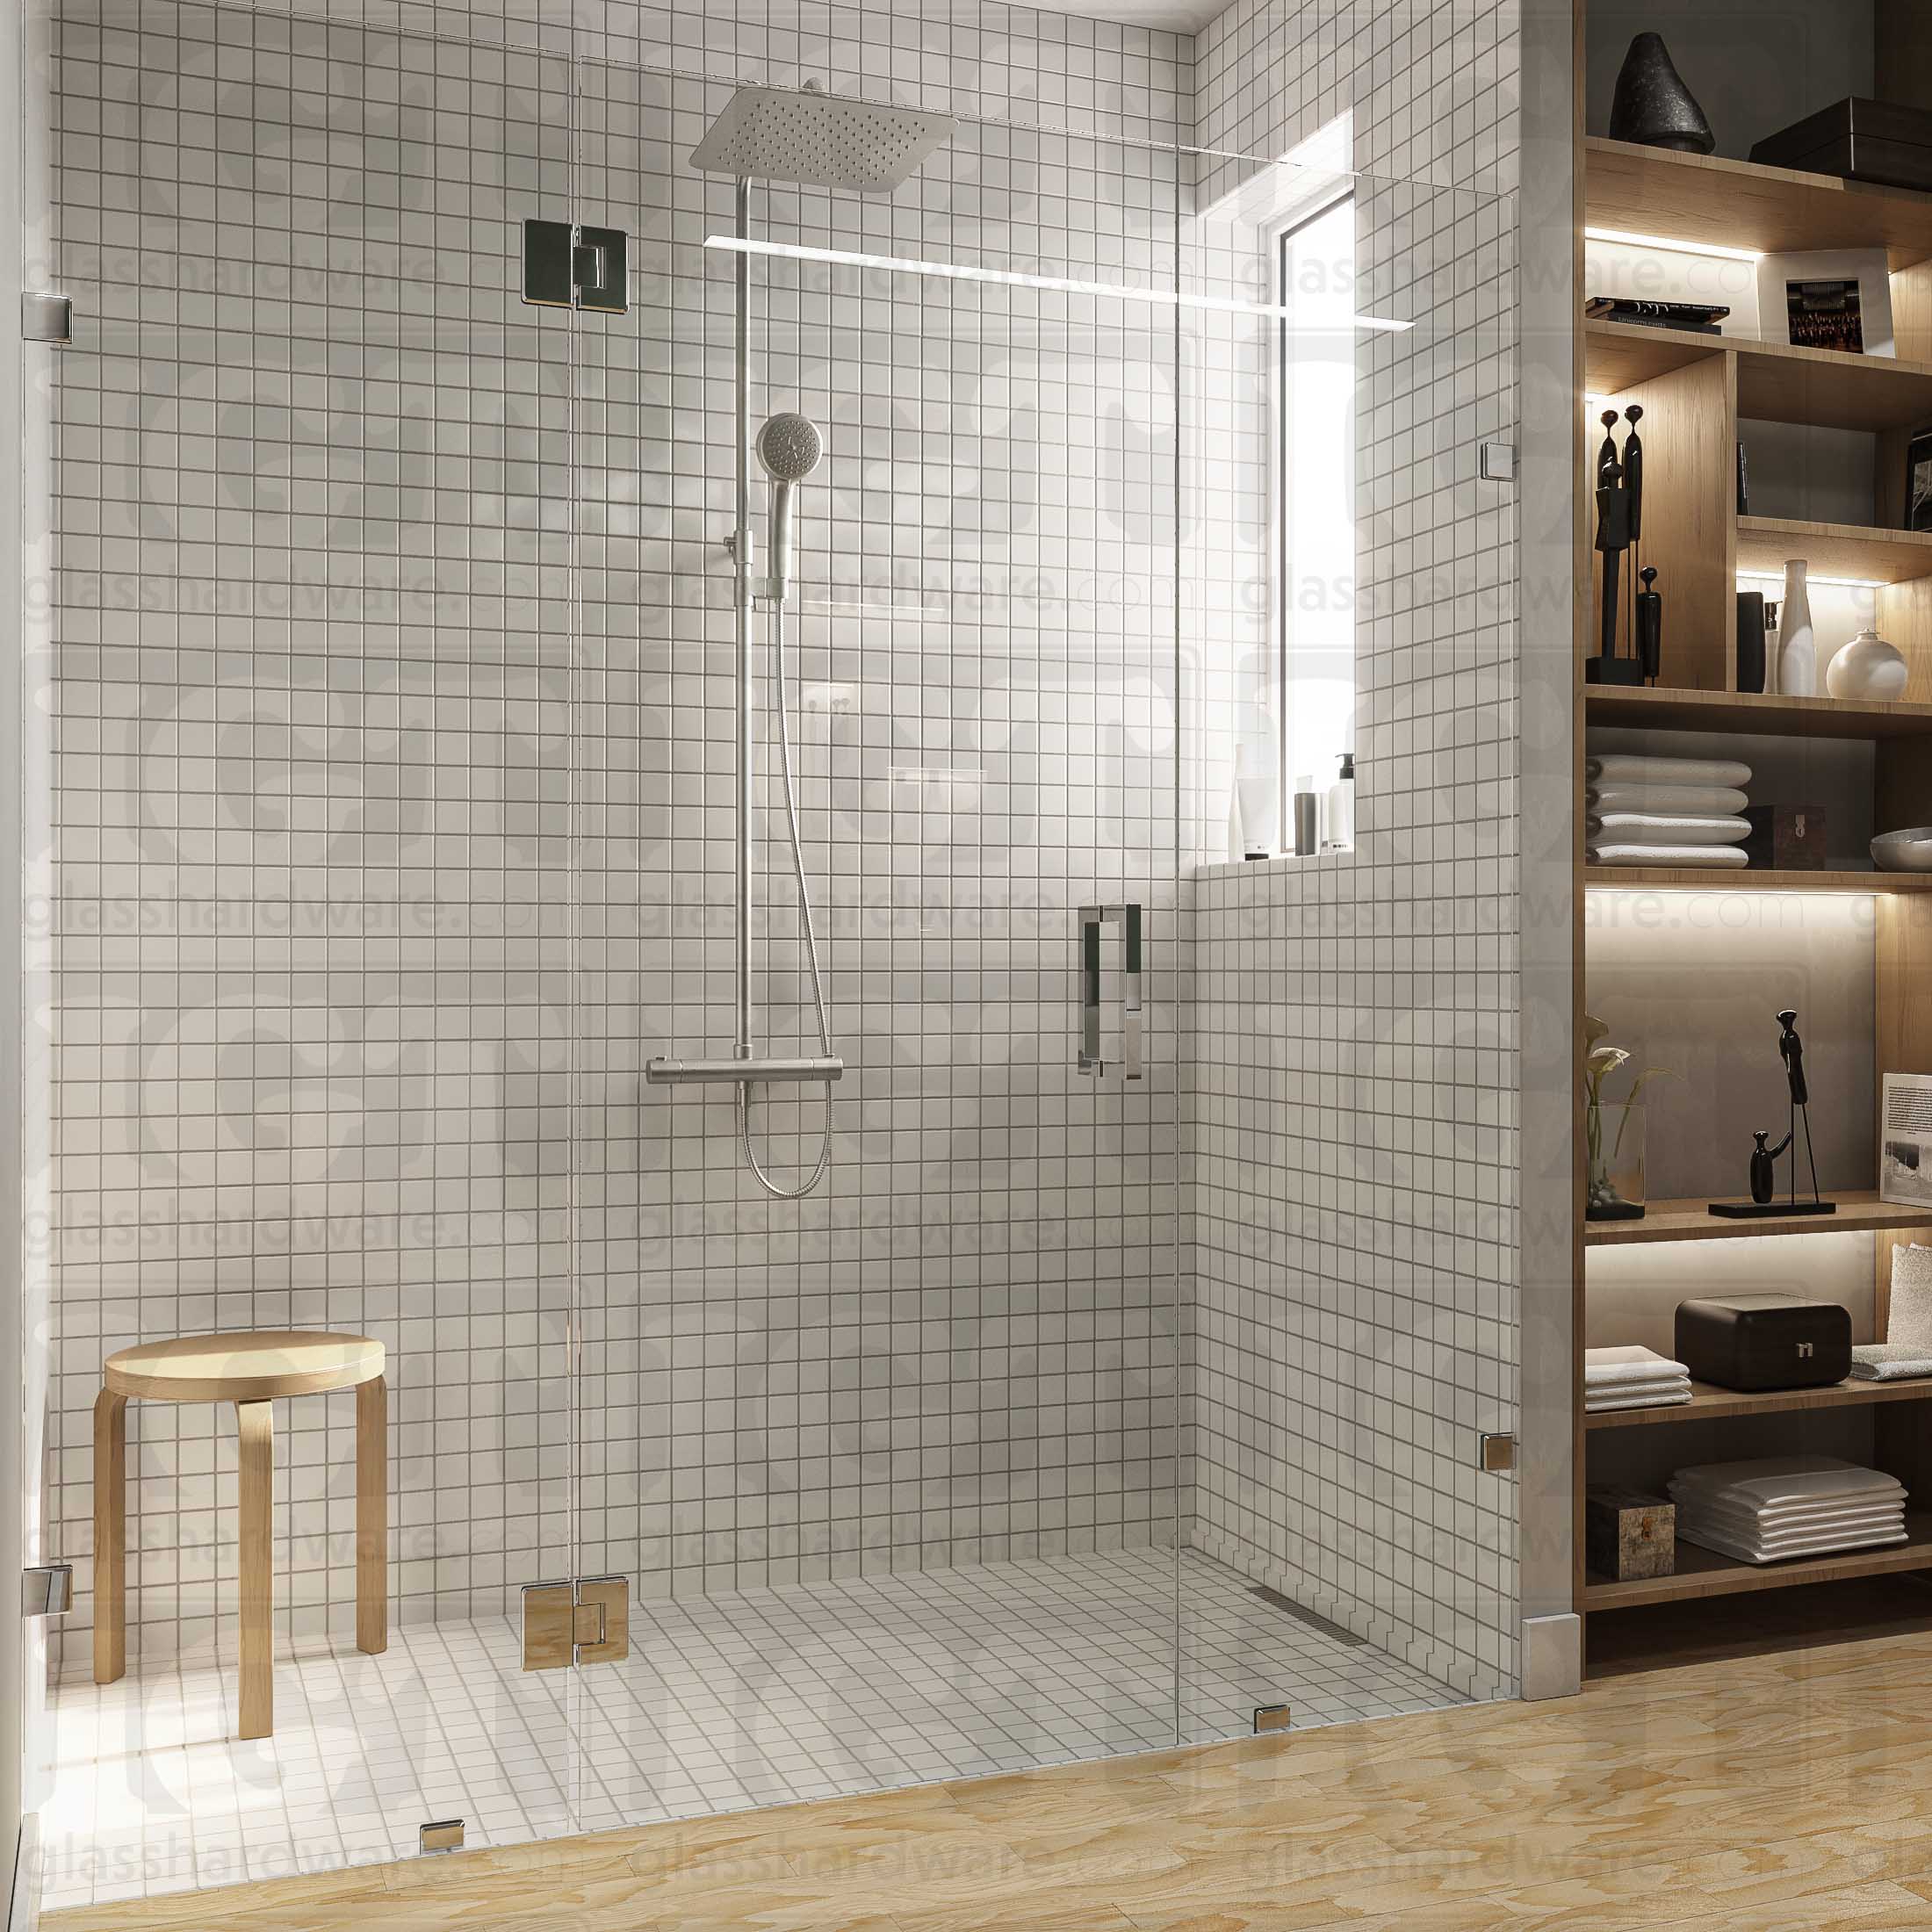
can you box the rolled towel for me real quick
[1588,754,1752,789]
[1585,1344,1691,1387]
[1590,783,1749,816]
[1849,1343,1932,1381]
[1589,844,1750,869]
[1588,811,1752,847]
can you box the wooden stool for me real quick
[94,1330,387,1740]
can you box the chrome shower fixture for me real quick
[690,83,956,194]
[757,412,824,602]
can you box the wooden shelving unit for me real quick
[1584,1191,1932,1248]
[1582,1516,1932,1610]
[1585,1375,1932,1431]
[1584,866,1932,893]
[1584,137,1932,267]
[1585,321,1932,435]
[1571,44,1932,1667]
[1584,683,1932,738]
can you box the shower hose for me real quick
[739,598,834,1200]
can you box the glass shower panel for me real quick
[1180,156,1521,1735]
[32,11,581,1907]
[568,74,1186,1826]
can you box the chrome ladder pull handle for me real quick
[1076,904,1144,1080]
[1079,908,1104,1074]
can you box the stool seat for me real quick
[95,1328,388,1740]
[105,1330,385,1404]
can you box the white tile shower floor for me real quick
[38,1546,1465,1912]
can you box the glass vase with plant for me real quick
[1583,1013,1676,1222]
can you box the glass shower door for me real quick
[26,13,584,1909]
[566,73,1188,1828]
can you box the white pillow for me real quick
[1889,1243,1932,1351]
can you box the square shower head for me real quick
[691,85,956,195]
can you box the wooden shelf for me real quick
[1584,1190,1932,1247]
[1583,319,1721,398]
[1737,515,1932,587]
[1585,1376,1932,1431]
[1585,683,1932,739]
[1584,866,1932,894]
[1585,137,1932,270]
[1582,1515,1932,1609]
[1583,321,1932,435]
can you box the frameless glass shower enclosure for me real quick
[11,2,1521,1907]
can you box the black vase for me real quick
[1608,33,1715,155]
[1736,592,1767,694]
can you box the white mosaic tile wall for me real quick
[40,0,1525,1712]
[45,0,1196,1662]
[1183,0,1523,1705]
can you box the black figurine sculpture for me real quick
[1588,408,1645,686]
[1607,33,1715,155]
[1637,566,1662,682]
[1710,1008,1838,1219]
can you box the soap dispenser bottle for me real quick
[1324,752,1355,852]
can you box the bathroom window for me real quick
[1273,191,1358,811]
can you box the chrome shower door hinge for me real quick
[522,1575,631,1669]
[22,1564,72,1617]
[521,219,628,314]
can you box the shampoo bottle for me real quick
[1324,752,1355,852]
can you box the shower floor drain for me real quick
[1251,1585,1366,1647]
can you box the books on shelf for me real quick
[1586,296,1731,335]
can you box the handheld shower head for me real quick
[757,412,824,484]
[758,414,823,600]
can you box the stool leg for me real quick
[92,1390,127,1685]
[356,1375,387,1654]
[235,1400,273,1741]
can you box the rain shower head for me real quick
[691,84,956,194]
[756,412,824,484]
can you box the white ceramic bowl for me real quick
[1873,828,1932,873]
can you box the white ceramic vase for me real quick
[1777,560,1816,697]
[1826,625,1909,702]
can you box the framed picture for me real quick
[1755,249,1894,357]
[1907,428,1932,532]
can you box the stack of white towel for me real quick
[1669,1455,1908,1565]
[1586,753,1752,869]
[1584,1344,1693,1413]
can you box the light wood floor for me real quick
[43,1624,1932,1932]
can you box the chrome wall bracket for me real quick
[1078,903,1143,1079]
[522,1575,631,1669]
[22,1564,72,1617]
[21,292,70,344]
[521,219,628,314]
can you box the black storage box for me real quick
[1749,97,1932,193]
[1675,1293,1851,1393]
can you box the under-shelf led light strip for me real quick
[1583,226,1763,263]
[703,235,1415,333]
[1737,567,1886,591]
